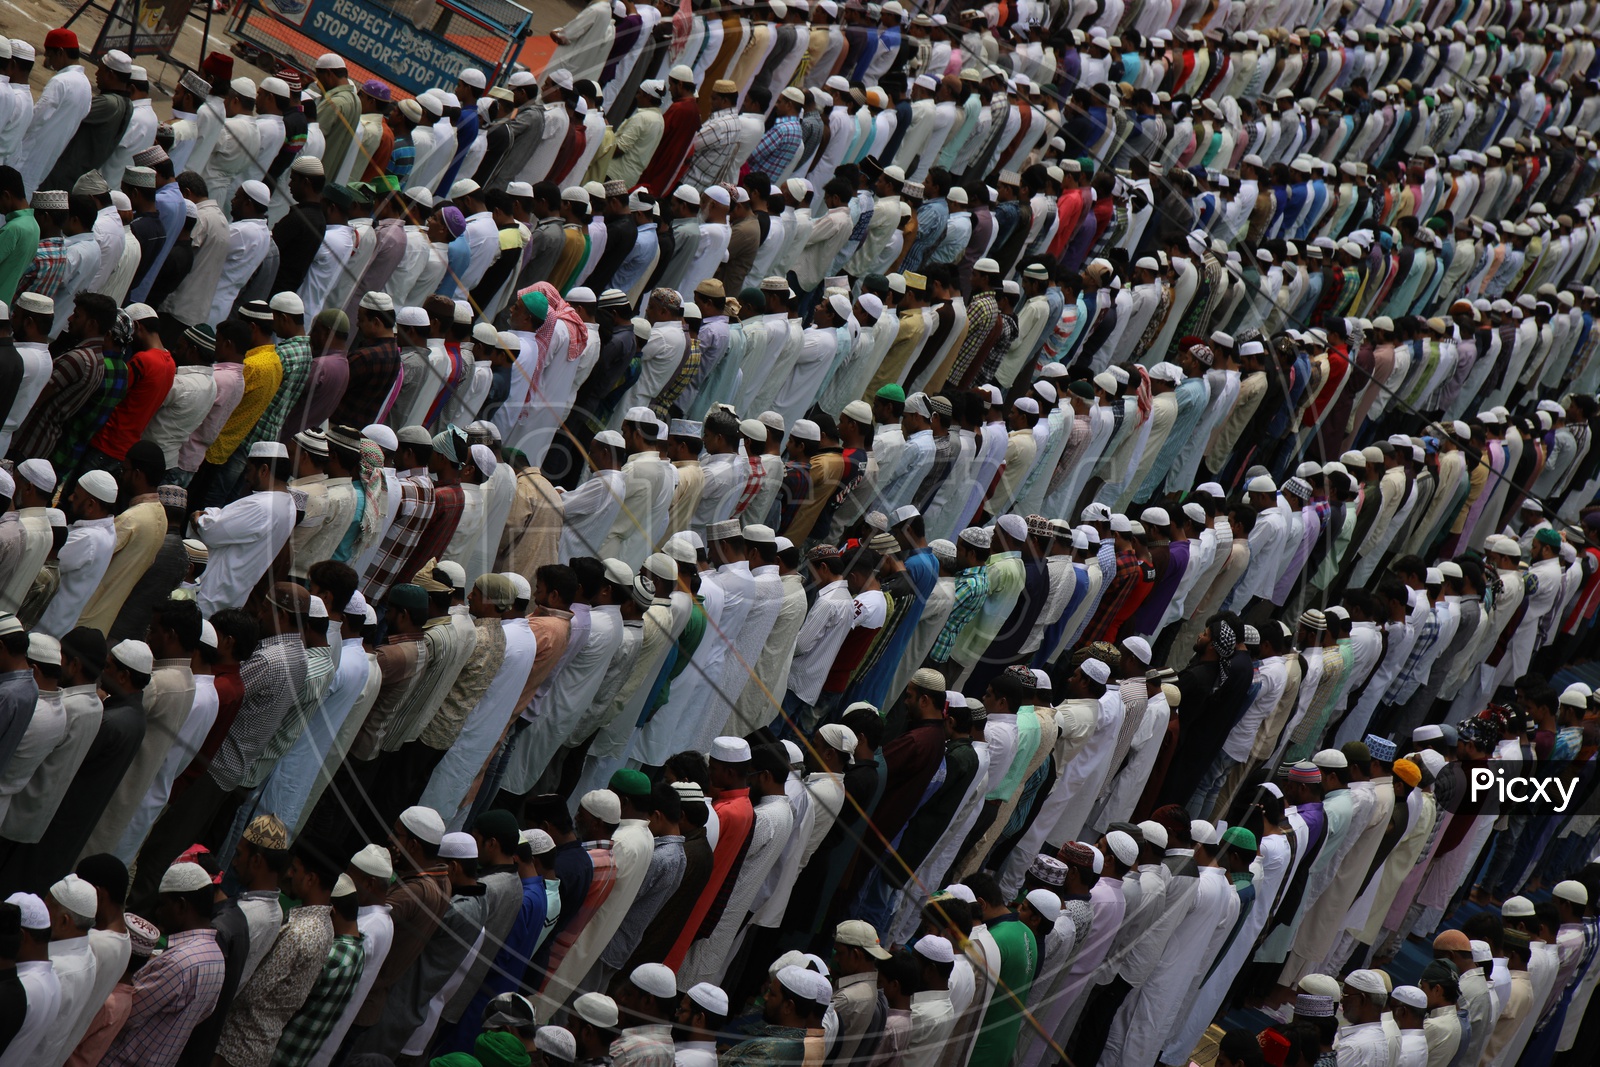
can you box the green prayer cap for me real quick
[610,768,653,797]
[476,1030,533,1067]
[519,288,549,322]
[876,384,906,403]
[388,584,428,621]
[1221,825,1257,852]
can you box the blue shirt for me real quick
[611,225,659,296]
[850,546,939,708]
[127,181,188,303]
[436,105,481,196]
[903,197,949,273]
[436,234,475,298]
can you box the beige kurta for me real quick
[496,467,564,580]
[75,498,168,635]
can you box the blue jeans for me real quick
[1189,752,1237,820]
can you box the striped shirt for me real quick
[362,469,436,602]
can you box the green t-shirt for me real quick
[971,914,1038,1067]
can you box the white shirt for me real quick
[203,212,272,321]
[0,960,59,1067]
[35,935,97,1067]
[460,210,500,290]
[559,468,626,562]
[299,223,356,318]
[0,341,53,457]
[0,80,31,163]
[786,579,861,705]
[90,205,126,292]
[36,516,116,638]
[16,64,92,192]
[101,96,159,187]
[0,689,65,824]
[195,489,297,617]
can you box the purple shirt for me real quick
[178,362,245,473]
[278,352,352,441]
[1130,539,1189,636]
[343,217,409,321]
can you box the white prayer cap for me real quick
[913,935,955,963]
[1190,820,1219,846]
[1025,888,1061,922]
[111,639,153,674]
[1137,820,1168,849]
[579,789,621,823]
[69,466,117,507]
[351,842,394,879]
[1345,969,1388,997]
[399,805,446,844]
[17,458,54,493]
[156,864,212,895]
[1390,985,1427,1011]
[630,962,678,999]
[711,736,752,762]
[574,992,619,1028]
[688,982,730,1015]
[50,874,98,921]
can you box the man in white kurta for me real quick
[193,444,298,617]
[1100,833,1242,1067]
[542,786,654,1015]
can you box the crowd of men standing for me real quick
[0,0,1599,1066]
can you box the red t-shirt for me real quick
[91,346,177,460]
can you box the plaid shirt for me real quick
[1082,547,1142,645]
[210,632,308,790]
[978,310,1019,384]
[18,235,66,298]
[949,290,999,388]
[1386,600,1441,704]
[744,116,804,180]
[932,564,989,663]
[8,338,103,460]
[401,481,463,584]
[363,469,435,602]
[101,928,227,1067]
[653,334,700,418]
[685,108,745,187]
[269,933,365,1067]
[333,337,401,427]
[610,1024,676,1067]
[240,333,312,452]
[54,349,130,470]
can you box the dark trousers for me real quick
[1068,975,1133,1065]
[129,774,242,912]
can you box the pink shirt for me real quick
[178,361,245,472]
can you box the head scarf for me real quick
[1211,618,1237,687]
[535,282,586,364]
[356,438,388,554]
[1134,363,1153,420]
[109,309,136,350]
